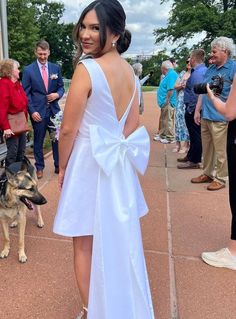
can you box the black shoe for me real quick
[54,167,59,174]
[177,156,188,163]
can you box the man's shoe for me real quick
[177,161,200,169]
[207,180,225,191]
[202,248,236,270]
[36,170,43,179]
[54,167,59,174]
[191,174,213,184]
[177,156,188,163]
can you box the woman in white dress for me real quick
[53,1,154,318]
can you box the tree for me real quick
[154,0,236,53]
[7,0,76,78]
[7,0,40,65]
[33,0,75,78]
[141,51,170,86]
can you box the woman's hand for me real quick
[206,83,215,101]
[3,129,14,138]
[58,168,65,190]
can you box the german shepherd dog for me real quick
[0,157,47,263]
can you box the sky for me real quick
[56,0,174,57]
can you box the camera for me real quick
[193,75,224,95]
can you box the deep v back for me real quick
[93,59,136,124]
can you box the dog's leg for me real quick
[18,211,27,263]
[33,204,44,228]
[0,219,10,258]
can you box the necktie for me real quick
[41,65,48,91]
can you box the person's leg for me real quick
[184,111,202,163]
[211,121,228,184]
[5,136,18,167]
[165,103,175,142]
[159,107,167,139]
[47,115,59,169]
[73,236,93,309]
[201,121,236,268]
[16,133,27,162]
[32,119,47,171]
[227,121,236,248]
[201,119,215,178]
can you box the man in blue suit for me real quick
[22,40,65,179]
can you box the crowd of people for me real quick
[154,36,236,271]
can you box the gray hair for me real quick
[132,63,143,77]
[161,60,173,70]
[211,36,235,57]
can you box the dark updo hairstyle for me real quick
[73,0,131,62]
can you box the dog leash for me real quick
[0,174,7,197]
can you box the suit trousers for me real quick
[159,103,175,142]
[32,108,59,171]
[227,120,236,239]
[201,119,228,184]
[5,133,26,167]
[185,111,202,163]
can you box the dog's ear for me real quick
[5,167,16,183]
[20,159,28,173]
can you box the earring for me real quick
[112,41,116,47]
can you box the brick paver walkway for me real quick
[0,92,236,319]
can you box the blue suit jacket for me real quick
[22,61,65,118]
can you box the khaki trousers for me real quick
[159,103,175,141]
[201,119,228,184]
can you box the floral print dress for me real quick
[175,70,190,142]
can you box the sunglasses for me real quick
[186,60,190,63]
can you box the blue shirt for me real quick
[202,59,236,121]
[157,69,178,108]
[184,63,207,113]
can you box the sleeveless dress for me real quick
[53,59,155,319]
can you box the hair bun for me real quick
[117,29,131,54]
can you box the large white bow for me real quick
[89,125,150,176]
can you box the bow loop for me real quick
[90,125,150,176]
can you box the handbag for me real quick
[7,112,30,135]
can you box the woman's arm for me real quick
[58,63,91,188]
[207,75,236,121]
[194,95,202,125]
[174,79,184,91]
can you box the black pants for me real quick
[227,120,236,240]
[5,133,26,167]
[185,111,202,163]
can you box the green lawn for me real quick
[142,86,157,92]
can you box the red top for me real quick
[0,77,28,130]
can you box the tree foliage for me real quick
[141,51,170,86]
[7,0,76,78]
[154,0,236,53]
[7,0,39,65]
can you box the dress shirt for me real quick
[201,59,236,121]
[184,63,207,113]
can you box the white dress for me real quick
[53,59,155,319]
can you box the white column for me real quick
[0,0,8,59]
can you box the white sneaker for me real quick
[201,248,236,270]
[160,138,169,144]
[153,134,160,141]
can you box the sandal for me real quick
[76,306,88,319]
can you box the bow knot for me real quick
[90,125,150,176]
